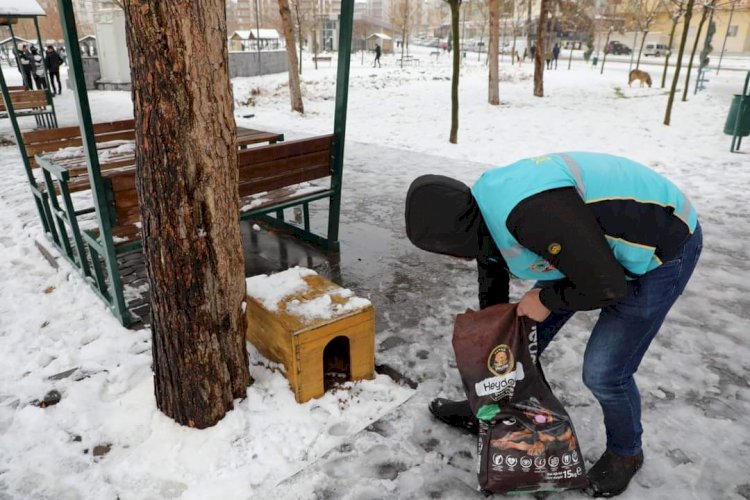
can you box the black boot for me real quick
[586,448,644,497]
[428,398,479,435]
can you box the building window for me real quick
[727,25,738,37]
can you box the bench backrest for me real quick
[0,89,49,112]
[237,135,335,197]
[104,134,336,228]
[21,119,135,169]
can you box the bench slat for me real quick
[238,135,333,166]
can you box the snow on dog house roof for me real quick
[0,0,45,17]
[232,29,280,40]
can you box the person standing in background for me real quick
[45,45,63,95]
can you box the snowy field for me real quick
[1,48,750,500]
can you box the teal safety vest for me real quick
[471,152,698,281]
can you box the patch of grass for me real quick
[614,86,628,99]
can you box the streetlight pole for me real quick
[716,0,736,75]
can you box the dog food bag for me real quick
[452,303,587,494]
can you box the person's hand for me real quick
[516,288,551,322]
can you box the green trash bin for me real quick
[592,55,598,66]
[724,94,750,137]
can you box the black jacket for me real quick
[45,50,63,72]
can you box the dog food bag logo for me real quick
[571,451,579,463]
[562,454,572,466]
[488,345,514,376]
[520,457,533,470]
[506,456,518,468]
[475,346,525,399]
[549,456,560,468]
[534,457,547,469]
[492,454,504,466]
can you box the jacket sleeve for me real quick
[507,187,627,312]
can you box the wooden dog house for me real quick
[245,269,375,403]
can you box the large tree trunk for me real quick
[449,0,461,143]
[681,3,709,102]
[279,0,304,113]
[533,0,548,97]
[664,0,695,125]
[123,0,251,429]
[488,0,499,105]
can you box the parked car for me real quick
[605,41,631,55]
[643,43,668,57]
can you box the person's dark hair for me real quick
[405,175,484,258]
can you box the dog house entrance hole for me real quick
[323,336,351,390]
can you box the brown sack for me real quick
[452,303,587,494]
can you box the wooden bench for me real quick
[97,134,339,251]
[0,89,57,128]
[22,119,136,193]
[313,55,333,65]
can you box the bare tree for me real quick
[291,0,310,73]
[664,0,695,125]
[391,0,419,68]
[353,19,372,65]
[279,0,304,112]
[445,0,463,143]
[660,0,686,88]
[123,0,251,428]
[681,0,716,102]
[630,0,662,69]
[556,0,594,70]
[533,0,549,97]
[488,0,500,104]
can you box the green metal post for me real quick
[34,16,57,126]
[57,0,131,325]
[328,0,354,251]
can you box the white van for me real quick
[643,43,668,57]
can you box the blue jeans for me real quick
[536,224,703,456]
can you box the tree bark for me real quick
[636,30,648,69]
[681,3,710,102]
[449,0,461,143]
[123,0,251,429]
[533,0,548,97]
[661,11,681,88]
[600,28,612,75]
[488,0,499,105]
[664,0,695,125]
[279,0,304,113]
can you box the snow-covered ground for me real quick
[1,50,749,500]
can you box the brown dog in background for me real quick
[629,69,652,88]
